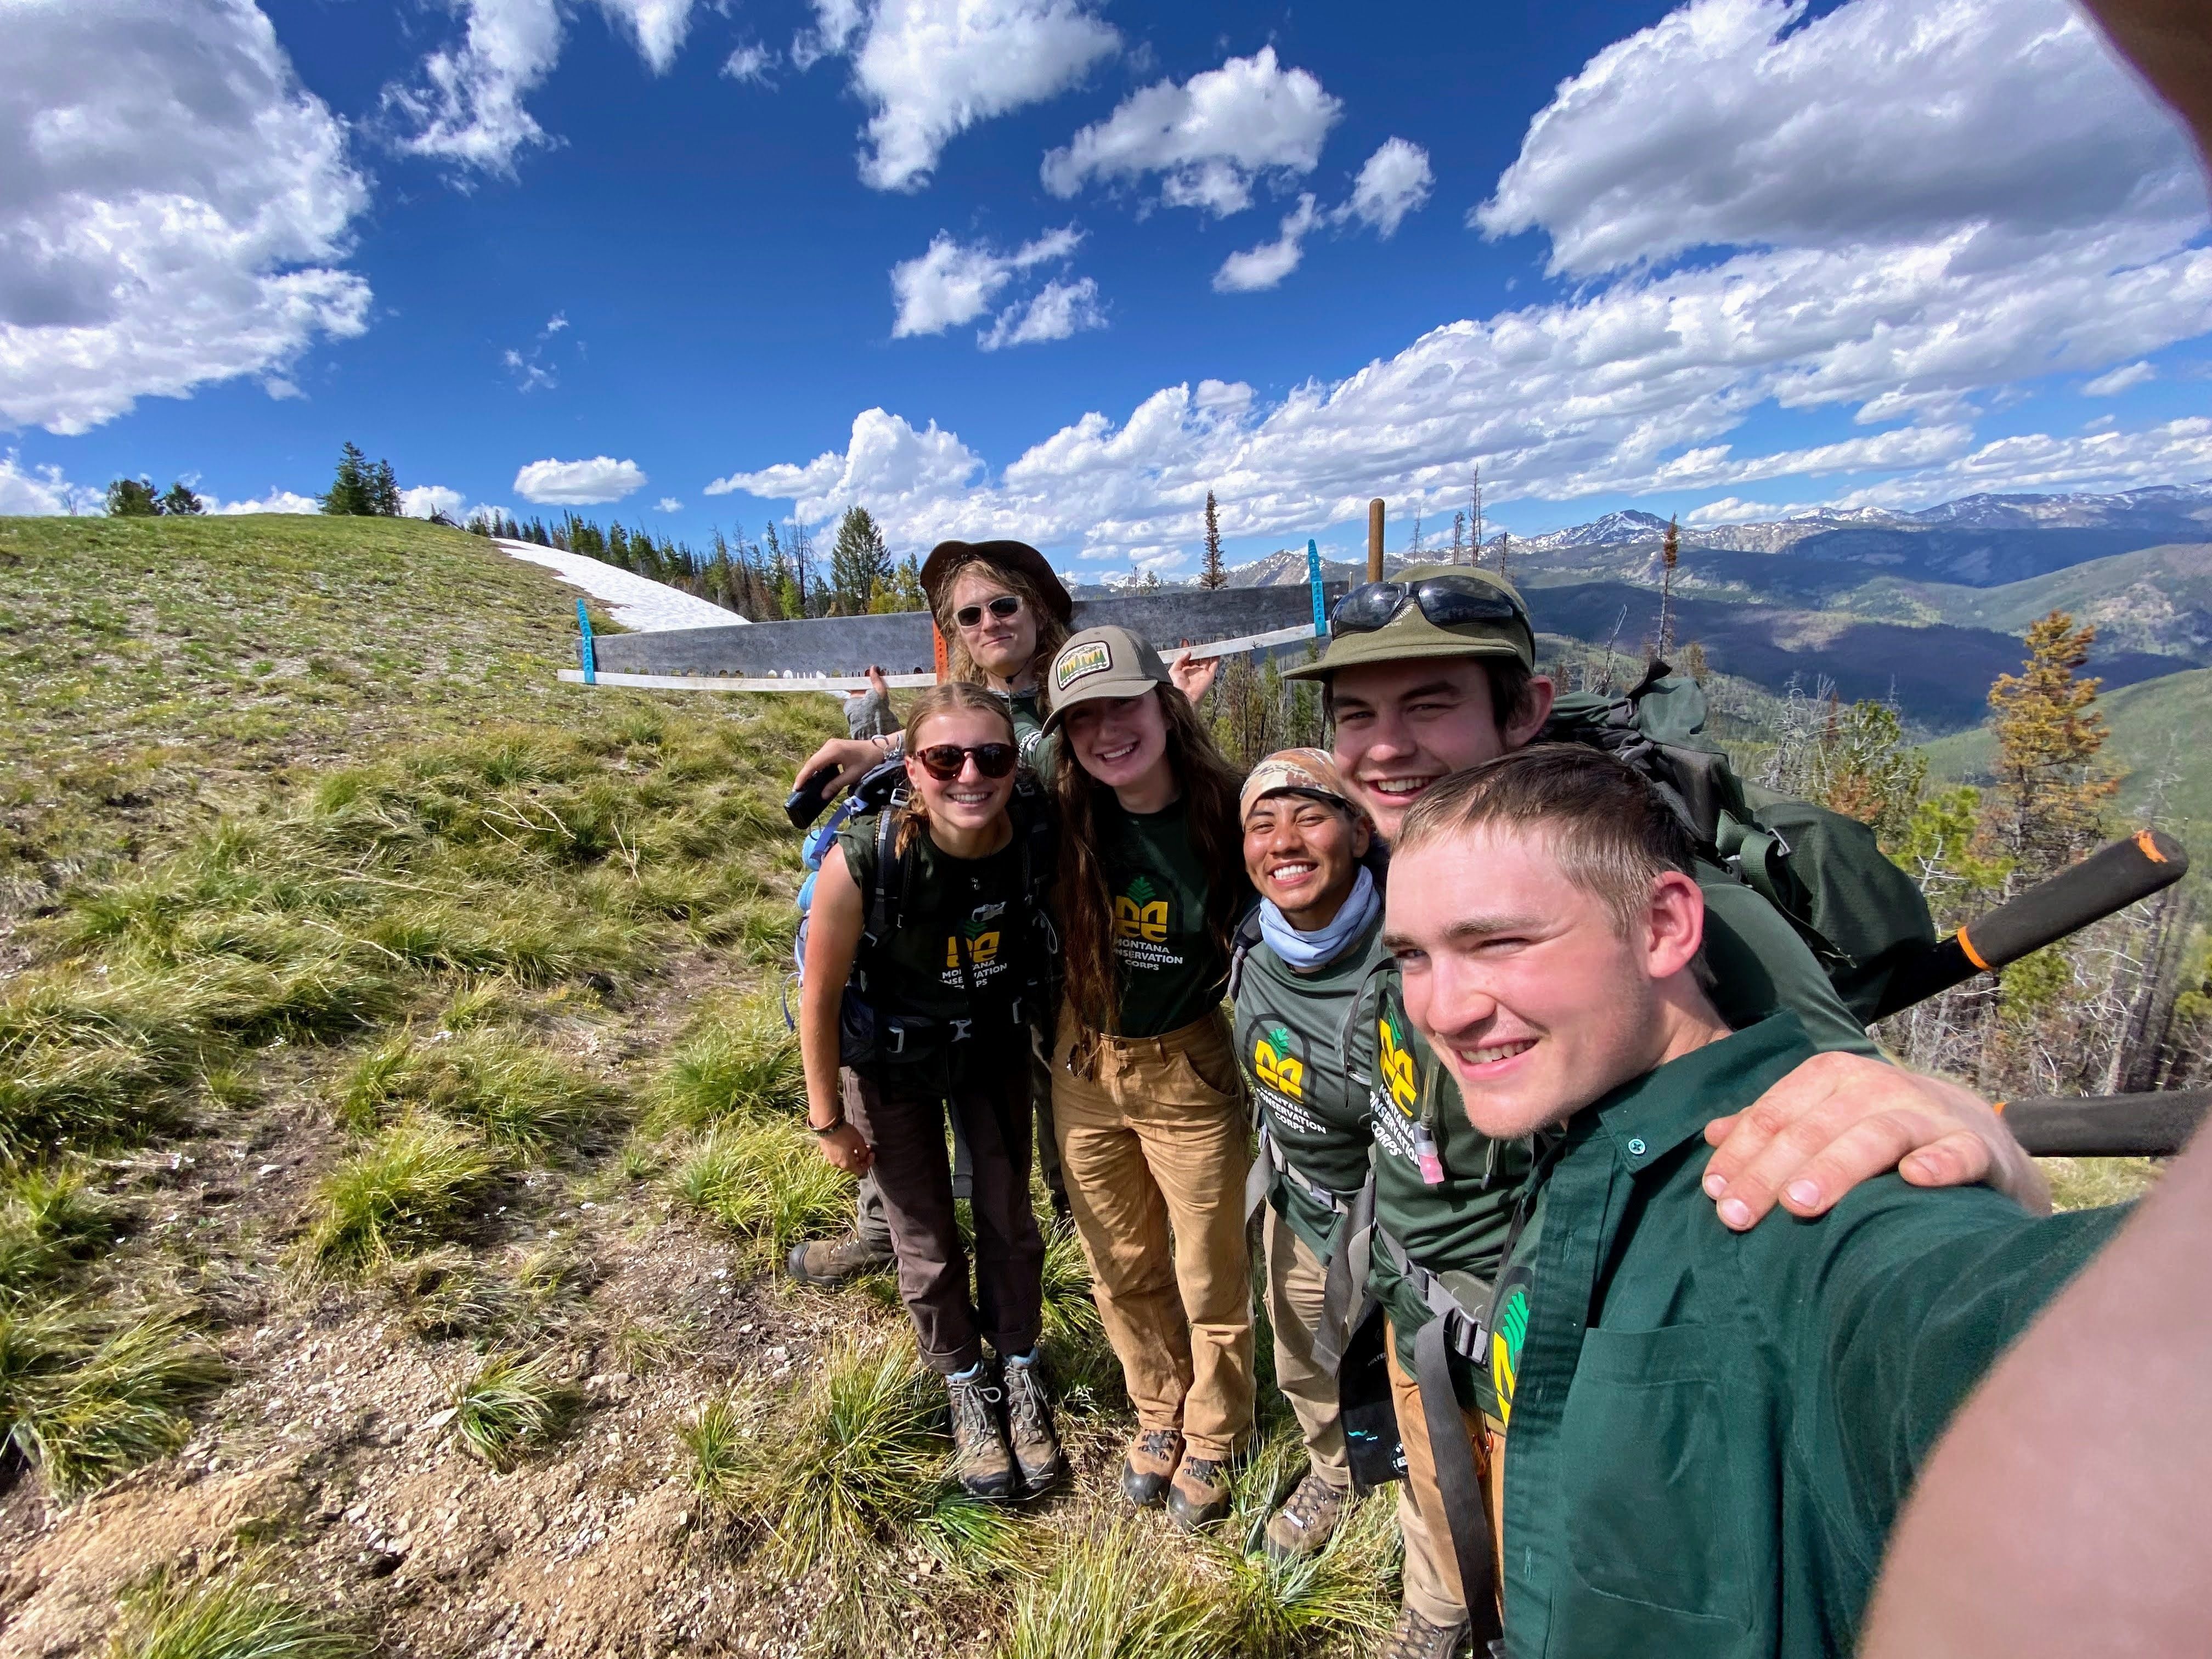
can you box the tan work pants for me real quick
[1261,1207,1351,1489]
[1387,1319,1505,1629]
[1051,1006,1255,1461]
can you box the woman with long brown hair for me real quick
[1039,624,1257,1532]
[798,682,1064,1500]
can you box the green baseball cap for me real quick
[1041,624,1171,732]
[1284,562,1534,681]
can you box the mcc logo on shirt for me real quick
[1114,874,1170,942]
[1377,1012,1418,1116]
[1253,1022,1305,1099]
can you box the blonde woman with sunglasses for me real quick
[799,683,1065,1500]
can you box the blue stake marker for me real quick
[577,599,596,685]
[1307,539,1325,636]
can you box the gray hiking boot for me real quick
[946,1364,1019,1502]
[1379,1604,1471,1659]
[1001,1352,1067,1494]
[1165,1453,1233,1532]
[1119,1426,1184,1507]
[1263,1470,1351,1562]
[783,1233,893,1286]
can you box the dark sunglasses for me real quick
[913,742,1018,781]
[1330,575,1523,636]
[953,594,1023,629]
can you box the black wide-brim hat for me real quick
[919,539,1074,627]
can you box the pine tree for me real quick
[320,443,373,515]
[1451,511,1466,562]
[1655,515,1680,658]
[105,477,160,516]
[829,506,892,613]
[1982,611,2118,877]
[1199,490,1228,589]
[157,482,205,515]
[369,459,402,517]
[1805,697,1927,851]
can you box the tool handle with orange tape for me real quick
[2002,1088,2211,1159]
[1874,830,2189,1021]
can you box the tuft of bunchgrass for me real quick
[302,1120,501,1273]
[686,1336,955,1576]
[610,1314,692,1376]
[2041,1155,2161,1212]
[109,1558,365,1659]
[444,1350,580,1471]
[1,1302,228,1499]
[642,995,803,1133]
[337,1030,618,1156]
[0,1164,122,1299]
[374,1248,525,1339]
[998,1520,1223,1659]
[665,1120,850,1269]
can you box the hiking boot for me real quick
[1379,1604,1471,1659]
[1262,1470,1351,1562]
[1165,1453,1233,1531]
[783,1234,893,1286]
[1001,1352,1067,1494]
[1119,1427,1184,1508]
[946,1364,1019,1502]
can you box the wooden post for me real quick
[932,623,948,684]
[1367,499,1385,582]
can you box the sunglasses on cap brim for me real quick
[911,742,1018,781]
[953,594,1023,628]
[1330,575,1523,636]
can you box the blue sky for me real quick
[3,0,2210,576]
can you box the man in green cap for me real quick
[1258,562,2045,1658]
[1381,746,2125,1659]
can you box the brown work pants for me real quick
[1387,1319,1506,1629]
[1261,1207,1351,1489]
[1051,1006,1255,1462]
[842,1060,1043,1374]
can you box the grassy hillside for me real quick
[0,515,1399,1658]
[0,515,635,911]
[1920,664,2212,854]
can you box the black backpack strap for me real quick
[1415,1316,1504,1650]
[1226,905,1266,1001]
[1311,1170,1375,1375]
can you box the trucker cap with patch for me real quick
[1239,747,1365,826]
[1041,624,1172,732]
[1283,562,1533,681]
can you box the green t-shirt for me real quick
[1494,1013,2125,1659]
[1233,919,1385,1256]
[1099,795,1245,1038]
[834,808,1038,1062]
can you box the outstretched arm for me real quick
[793,733,899,800]
[1702,1052,2048,1231]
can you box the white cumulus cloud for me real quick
[714,0,2212,568]
[2083,360,2157,397]
[514,456,648,504]
[0,453,84,515]
[1339,138,1433,238]
[722,43,774,84]
[400,484,467,519]
[207,487,322,515]
[1214,196,1320,293]
[1041,47,1340,216]
[889,227,1082,337]
[384,0,700,175]
[656,496,683,511]
[1475,0,2206,276]
[799,0,1119,192]
[1683,495,1823,526]
[980,277,1104,349]
[1,0,373,436]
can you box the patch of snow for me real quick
[494,539,747,632]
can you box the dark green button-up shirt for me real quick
[1499,1013,2128,1659]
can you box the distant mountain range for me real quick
[1068,483,2212,732]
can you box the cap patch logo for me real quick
[1055,639,1113,691]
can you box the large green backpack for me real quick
[1544,662,1936,1025]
